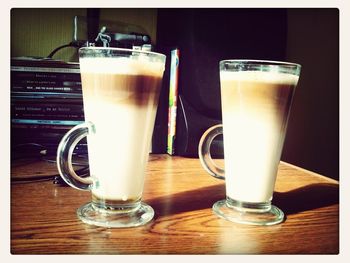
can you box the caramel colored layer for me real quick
[81,72,162,106]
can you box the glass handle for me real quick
[198,124,225,180]
[56,122,94,191]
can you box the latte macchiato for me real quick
[79,57,163,207]
[220,71,299,203]
[198,60,301,225]
[57,47,165,227]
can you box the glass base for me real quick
[77,202,154,228]
[212,198,284,226]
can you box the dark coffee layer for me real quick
[81,73,163,106]
[221,81,294,119]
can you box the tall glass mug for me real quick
[198,60,301,225]
[56,47,165,228]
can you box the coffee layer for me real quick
[81,73,162,106]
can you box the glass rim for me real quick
[220,59,301,69]
[79,46,166,59]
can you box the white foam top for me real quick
[79,57,165,76]
[220,70,299,85]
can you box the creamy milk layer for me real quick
[79,56,163,202]
[220,70,299,203]
[85,101,158,201]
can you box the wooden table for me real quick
[11,154,339,254]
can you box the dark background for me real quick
[156,8,339,180]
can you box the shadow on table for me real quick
[147,184,225,217]
[147,183,339,217]
[273,183,339,215]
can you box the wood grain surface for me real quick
[11,154,339,254]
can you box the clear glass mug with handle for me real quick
[198,60,301,226]
[56,47,166,228]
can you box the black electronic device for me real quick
[48,15,153,58]
[94,30,151,49]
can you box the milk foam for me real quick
[220,70,299,85]
[80,57,165,76]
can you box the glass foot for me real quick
[213,198,284,226]
[77,202,154,228]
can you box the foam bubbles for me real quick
[220,70,299,85]
[79,57,165,76]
